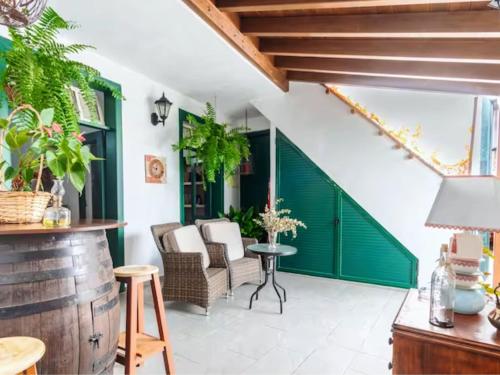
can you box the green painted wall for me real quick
[276,129,418,288]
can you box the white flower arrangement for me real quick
[254,198,307,238]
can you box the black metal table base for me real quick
[249,255,287,314]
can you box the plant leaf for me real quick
[40,108,54,126]
[46,150,67,177]
[69,162,86,193]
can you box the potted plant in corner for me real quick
[0,8,122,224]
[172,103,250,188]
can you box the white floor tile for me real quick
[294,343,358,375]
[114,273,405,375]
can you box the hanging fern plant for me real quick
[1,7,122,133]
[0,7,122,192]
[173,103,250,187]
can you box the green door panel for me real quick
[276,130,337,278]
[276,129,417,288]
[339,193,418,288]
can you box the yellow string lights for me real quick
[329,86,471,176]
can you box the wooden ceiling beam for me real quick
[287,71,500,95]
[241,10,500,38]
[182,0,289,91]
[218,0,489,13]
[260,38,500,63]
[276,56,500,82]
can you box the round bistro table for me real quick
[247,243,297,314]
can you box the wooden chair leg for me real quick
[150,273,175,375]
[125,278,138,375]
[137,282,144,334]
[21,364,37,375]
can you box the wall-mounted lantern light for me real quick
[151,92,173,126]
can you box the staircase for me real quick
[252,82,453,286]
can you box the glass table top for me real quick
[247,243,297,256]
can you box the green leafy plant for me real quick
[0,7,122,192]
[219,205,265,240]
[173,103,250,187]
[0,104,97,192]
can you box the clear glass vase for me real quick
[429,244,456,328]
[268,231,278,249]
[42,179,71,228]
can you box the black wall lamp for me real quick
[151,92,173,126]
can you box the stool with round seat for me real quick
[0,337,45,375]
[114,265,174,375]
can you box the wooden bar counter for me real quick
[0,220,126,374]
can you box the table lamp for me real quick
[426,176,500,315]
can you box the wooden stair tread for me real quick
[117,332,167,360]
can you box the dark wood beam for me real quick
[260,38,500,63]
[218,0,489,13]
[241,10,500,38]
[287,71,500,95]
[276,56,500,81]
[182,0,288,91]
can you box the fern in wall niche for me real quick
[326,85,471,176]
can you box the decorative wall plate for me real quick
[145,155,166,184]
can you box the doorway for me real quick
[64,125,106,222]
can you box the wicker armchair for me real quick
[195,218,262,294]
[150,222,228,315]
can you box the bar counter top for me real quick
[0,219,126,235]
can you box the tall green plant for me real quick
[0,7,122,192]
[173,103,250,186]
[219,206,265,240]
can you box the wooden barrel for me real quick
[0,229,120,374]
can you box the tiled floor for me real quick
[114,272,406,375]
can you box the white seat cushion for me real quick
[203,222,244,261]
[167,225,210,268]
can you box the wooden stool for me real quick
[114,265,175,375]
[0,337,45,375]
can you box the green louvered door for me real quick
[276,130,418,288]
[276,131,338,278]
[339,193,418,288]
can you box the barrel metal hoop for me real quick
[93,294,119,317]
[0,240,108,263]
[0,281,115,319]
[0,266,89,285]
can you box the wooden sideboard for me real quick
[391,289,500,374]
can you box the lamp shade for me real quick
[426,176,500,232]
[155,93,172,120]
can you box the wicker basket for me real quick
[0,191,52,224]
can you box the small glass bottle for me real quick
[42,179,71,228]
[429,244,456,328]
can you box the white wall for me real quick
[254,82,455,286]
[73,48,212,271]
[338,86,475,164]
[231,113,271,133]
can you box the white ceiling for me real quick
[48,0,281,118]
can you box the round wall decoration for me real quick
[0,0,47,27]
[144,155,167,184]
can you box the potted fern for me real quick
[173,103,250,188]
[0,8,122,223]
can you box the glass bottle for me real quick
[429,244,456,328]
[42,179,71,228]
